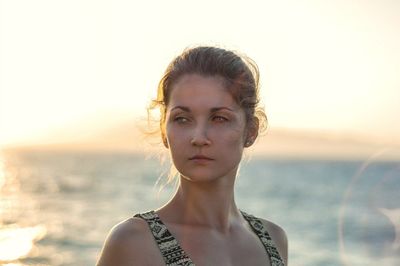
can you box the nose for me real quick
[190,123,211,146]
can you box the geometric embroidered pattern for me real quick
[240,211,285,266]
[134,210,285,266]
[134,211,195,266]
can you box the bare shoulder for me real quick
[96,217,163,266]
[259,218,288,265]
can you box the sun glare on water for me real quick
[0,154,47,263]
[0,225,47,262]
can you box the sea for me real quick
[0,148,399,266]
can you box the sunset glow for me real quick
[1,0,399,149]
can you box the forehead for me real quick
[168,74,238,110]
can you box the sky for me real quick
[1,0,400,147]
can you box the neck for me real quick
[159,175,242,233]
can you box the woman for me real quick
[97,46,288,266]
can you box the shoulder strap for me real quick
[134,211,195,266]
[241,211,285,266]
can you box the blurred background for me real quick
[1,0,399,265]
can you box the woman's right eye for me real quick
[174,117,189,123]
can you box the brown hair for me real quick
[148,46,267,145]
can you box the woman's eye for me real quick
[213,116,228,122]
[174,117,189,123]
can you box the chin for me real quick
[178,167,237,184]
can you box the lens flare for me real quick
[378,208,400,250]
[338,148,400,266]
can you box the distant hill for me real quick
[3,120,400,161]
[250,128,400,160]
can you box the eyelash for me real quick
[172,115,229,124]
[212,115,229,122]
[174,116,190,123]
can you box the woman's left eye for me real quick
[212,116,228,122]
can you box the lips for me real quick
[189,155,214,161]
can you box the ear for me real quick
[244,117,259,147]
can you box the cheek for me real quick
[165,124,188,148]
[210,126,245,147]
[224,114,248,145]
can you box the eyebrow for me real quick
[170,106,190,112]
[170,106,235,112]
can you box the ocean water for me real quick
[0,149,399,266]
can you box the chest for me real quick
[170,225,271,266]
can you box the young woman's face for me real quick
[165,74,249,183]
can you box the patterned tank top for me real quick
[134,210,285,266]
